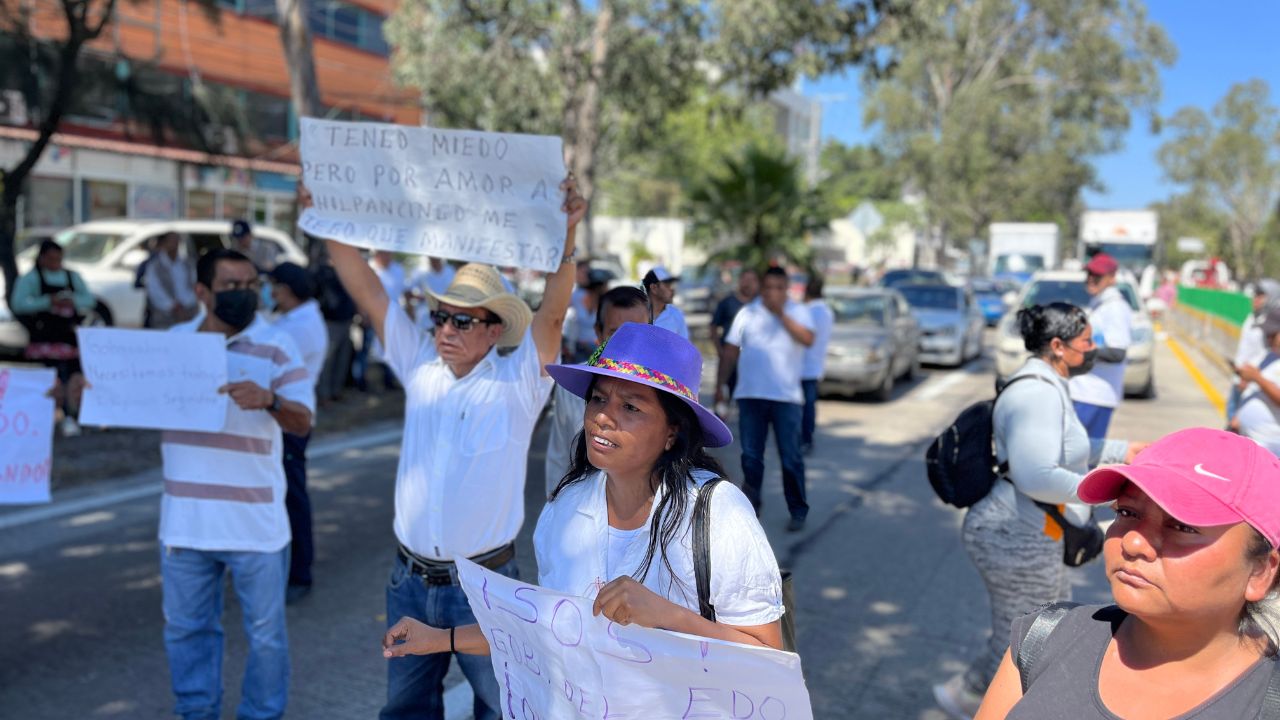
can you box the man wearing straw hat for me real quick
[316,178,586,720]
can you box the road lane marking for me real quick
[0,426,404,532]
[1165,336,1226,416]
[912,371,969,401]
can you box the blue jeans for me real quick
[737,398,808,520]
[1072,400,1115,440]
[381,552,518,720]
[161,545,290,720]
[801,379,819,446]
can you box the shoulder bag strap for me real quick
[993,374,1058,476]
[1016,601,1079,694]
[693,478,725,622]
[1261,657,1280,718]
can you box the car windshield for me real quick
[882,269,945,288]
[993,254,1045,275]
[1022,280,1141,311]
[829,295,887,326]
[55,232,130,263]
[900,285,959,310]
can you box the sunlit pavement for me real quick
[0,335,1225,718]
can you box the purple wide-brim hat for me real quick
[545,322,732,448]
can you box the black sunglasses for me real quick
[431,310,500,331]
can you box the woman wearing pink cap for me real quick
[976,428,1280,719]
[381,322,786,659]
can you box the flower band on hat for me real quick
[589,357,696,402]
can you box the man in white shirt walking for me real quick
[801,276,835,454]
[318,179,585,720]
[715,266,816,532]
[144,232,198,329]
[1069,253,1131,439]
[268,262,329,604]
[643,265,690,339]
[161,248,314,720]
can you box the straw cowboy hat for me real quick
[425,263,532,348]
[545,322,733,447]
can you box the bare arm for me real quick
[714,343,740,404]
[325,238,391,347]
[593,576,784,649]
[383,619,490,657]
[219,381,313,436]
[531,178,588,372]
[663,609,783,650]
[778,312,815,347]
[974,649,1022,719]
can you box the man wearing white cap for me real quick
[643,265,690,339]
[314,178,586,720]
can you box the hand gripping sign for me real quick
[298,118,569,272]
[457,558,814,720]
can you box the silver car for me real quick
[898,283,986,367]
[820,288,922,401]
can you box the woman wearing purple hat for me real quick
[382,322,786,657]
[976,428,1280,719]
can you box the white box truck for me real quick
[1079,210,1159,273]
[988,223,1059,281]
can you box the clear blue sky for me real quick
[803,2,1280,210]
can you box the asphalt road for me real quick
[0,332,1224,718]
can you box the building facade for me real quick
[0,0,419,232]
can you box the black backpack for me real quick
[925,375,1038,508]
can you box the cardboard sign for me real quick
[0,366,56,504]
[457,558,813,720]
[298,118,568,271]
[77,328,228,432]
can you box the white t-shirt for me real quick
[271,299,328,388]
[1239,356,1280,455]
[382,302,552,560]
[566,288,598,347]
[409,264,456,296]
[1236,315,1267,368]
[725,299,814,405]
[159,315,315,552]
[535,469,784,627]
[654,305,690,339]
[802,300,835,381]
[1069,286,1132,408]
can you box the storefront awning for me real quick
[0,126,299,176]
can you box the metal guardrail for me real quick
[1165,303,1238,376]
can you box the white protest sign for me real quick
[457,558,813,720]
[297,118,568,272]
[77,328,229,432]
[0,366,56,504]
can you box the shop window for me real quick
[82,180,127,221]
[187,190,216,219]
[222,193,250,221]
[27,177,74,228]
[253,196,270,225]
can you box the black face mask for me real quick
[213,289,258,331]
[1067,347,1098,377]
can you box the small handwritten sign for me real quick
[457,558,813,720]
[0,366,56,505]
[77,328,228,432]
[297,118,568,272]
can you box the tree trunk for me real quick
[2,0,116,303]
[275,0,324,262]
[567,2,612,257]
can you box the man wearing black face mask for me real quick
[157,248,314,720]
[1069,253,1131,440]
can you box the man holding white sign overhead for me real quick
[310,159,585,720]
[159,248,314,720]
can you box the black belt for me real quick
[396,543,515,586]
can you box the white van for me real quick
[0,219,307,353]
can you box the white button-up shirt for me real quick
[383,303,552,560]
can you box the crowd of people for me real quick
[14,184,1280,719]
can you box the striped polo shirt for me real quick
[159,312,314,553]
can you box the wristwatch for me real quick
[561,248,576,266]
[268,392,282,413]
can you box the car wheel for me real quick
[1138,372,1157,400]
[873,370,894,402]
[86,301,114,327]
[904,353,921,381]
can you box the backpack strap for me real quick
[693,478,725,622]
[992,374,1060,476]
[1015,601,1080,694]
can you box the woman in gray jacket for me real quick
[934,303,1146,719]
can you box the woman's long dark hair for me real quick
[550,378,726,590]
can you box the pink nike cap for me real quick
[1078,427,1280,547]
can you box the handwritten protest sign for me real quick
[297,118,568,272]
[77,328,228,432]
[457,558,813,720]
[0,366,56,504]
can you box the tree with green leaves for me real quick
[819,140,902,217]
[1157,80,1280,282]
[862,0,1175,265]
[685,143,827,270]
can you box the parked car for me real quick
[15,226,66,254]
[878,268,949,288]
[0,219,307,353]
[898,283,985,367]
[970,278,1018,326]
[993,269,1156,398]
[820,288,921,401]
